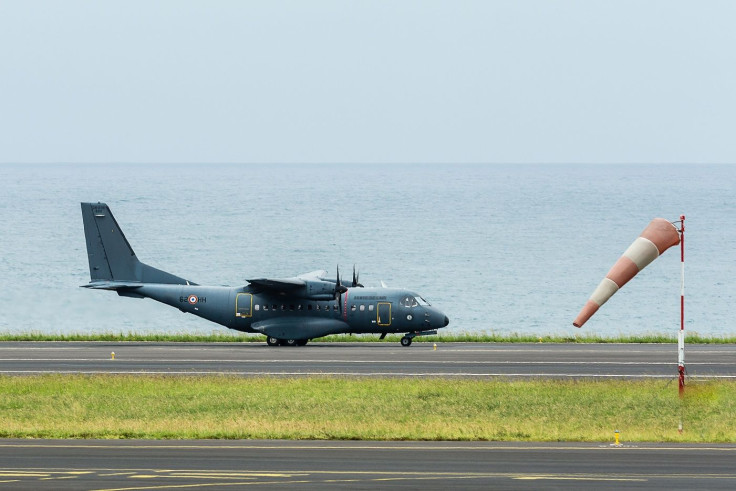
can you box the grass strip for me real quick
[0,375,734,442]
[1,332,736,343]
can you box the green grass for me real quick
[1,331,735,343]
[0,375,734,442]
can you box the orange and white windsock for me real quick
[573,218,681,328]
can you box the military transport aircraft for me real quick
[81,202,449,346]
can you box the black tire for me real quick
[283,339,298,347]
[266,337,280,346]
[400,336,412,347]
[296,339,309,346]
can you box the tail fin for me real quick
[81,202,190,285]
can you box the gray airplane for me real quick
[81,202,449,346]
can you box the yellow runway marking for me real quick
[96,479,315,490]
[515,475,647,481]
[0,472,50,477]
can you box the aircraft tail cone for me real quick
[573,218,680,328]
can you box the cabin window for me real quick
[280,305,285,311]
[307,304,313,311]
[255,304,260,311]
[272,304,277,310]
[359,305,365,311]
[289,304,295,311]
[351,305,356,311]
[298,304,303,311]
[368,304,374,311]
[263,305,268,311]
[333,305,338,311]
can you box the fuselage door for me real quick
[377,302,392,327]
[235,293,253,318]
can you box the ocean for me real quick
[0,163,733,338]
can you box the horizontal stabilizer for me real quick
[80,281,144,290]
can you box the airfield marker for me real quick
[677,216,685,434]
[678,215,685,397]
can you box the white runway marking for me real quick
[0,357,731,366]
[1,370,735,378]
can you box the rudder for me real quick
[81,202,189,285]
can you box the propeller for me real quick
[351,265,364,288]
[335,266,348,313]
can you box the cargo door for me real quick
[377,302,391,327]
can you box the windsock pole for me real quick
[678,215,685,396]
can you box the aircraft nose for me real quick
[443,315,449,327]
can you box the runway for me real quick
[1,439,735,490]
[0,341,735,378]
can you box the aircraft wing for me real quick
[246,277,306,290]
[246,271,337,299]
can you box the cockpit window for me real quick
[400,295,419,308]
[400,295,431,307]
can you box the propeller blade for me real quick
[335,266,347,296]
[351,265,364,288]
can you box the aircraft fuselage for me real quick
[137,284,448,340]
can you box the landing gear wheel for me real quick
[296,339,309,346]
[266,337,280,346]
[400,336,412,347]
[282,339,298,347]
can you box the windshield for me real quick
[400,295,431,307]
[400,295,418,307]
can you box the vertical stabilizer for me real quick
[81,202,189,285]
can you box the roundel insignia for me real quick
[187,295,198,305]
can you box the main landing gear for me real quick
[400,330,438,347]
[266,336,308,347]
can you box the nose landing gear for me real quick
[400,330,438,347]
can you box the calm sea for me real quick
[0,163,733,338]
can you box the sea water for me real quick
[0,163,733,338]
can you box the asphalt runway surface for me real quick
[0,341,734,378]
[1,439,735,490]
[2,343,735,489]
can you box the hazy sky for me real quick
[1,1,734,164]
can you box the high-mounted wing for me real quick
[246,277,305,290]
[246,270,342,300]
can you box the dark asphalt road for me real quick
[1,439,735,490]
[2,343,734,489]
[0,341,734,378]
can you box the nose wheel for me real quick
[400,330,438,347]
